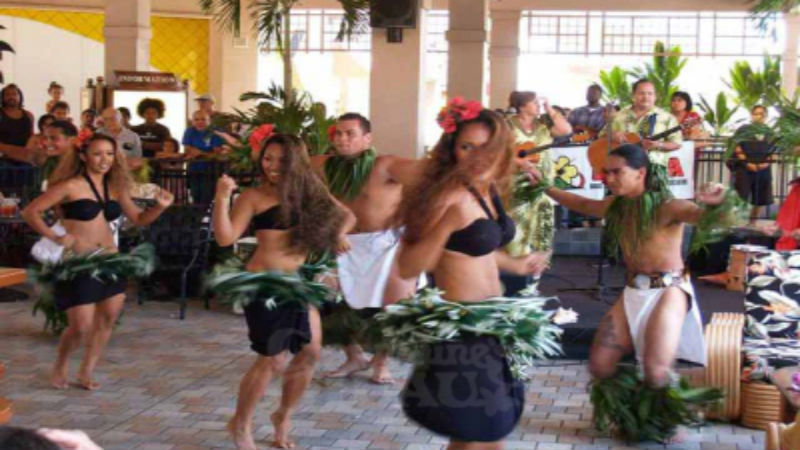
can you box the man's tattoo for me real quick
[594,314,626,352]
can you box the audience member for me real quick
[117,107,132,128]
[50,101,70,122]
[45,81,63,114]
[132,98,172,157]
[730,104,775,224]
[568,84,606,136]
[183,110,224,204]
[0,83,36,166]
[97,106,143,168]
[80,108,96,133]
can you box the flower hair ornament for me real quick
[248,124,276,160]
[75,128,93,150]
[436,97,483,134]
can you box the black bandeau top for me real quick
[252,205,299,231]
[61,173,122,222]
[444,185,516,257]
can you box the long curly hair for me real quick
[398,110,515,244]
[259,134,345,254]
[49,133,132,196]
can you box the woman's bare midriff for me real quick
[433,250,503,303]
[63,218,118,254]
[244,229,306,273]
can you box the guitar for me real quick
[516,132,592,161]
[586,116,702,173]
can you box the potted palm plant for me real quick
[199,0,369,104]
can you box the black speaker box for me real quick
[370,0,418,29]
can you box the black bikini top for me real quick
[444,185,516,257]
[61,173,122,222]
[252,205,299,231]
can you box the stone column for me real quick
[446,0,489,103]
[783,12,800,99]
[369,6,428,158]
[208,4,260,113]
[489,9,521,110]
[104,0,152,80]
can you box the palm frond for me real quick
[251,0,293,48]
[750,0,800,36]
[336,0,371,41]
[200,0,243,36]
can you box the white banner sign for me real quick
[549,141,695,201]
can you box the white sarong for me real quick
[336,230,401,309]
[622,276,707,366]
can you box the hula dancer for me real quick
[310,112,420,385]
[209,134,354,450]
[385,100,560,449]
[21,134,174,390]
[528,144,735,442]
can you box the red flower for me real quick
[436,97,484,134]
[248,124,275,159]
[327,124,337,142]
[76,128,93,148]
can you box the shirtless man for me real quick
[310,112,419,384]
[530,144,725,391]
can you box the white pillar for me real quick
[446,0,489,103]
[783,12,800,99]
[489,9,521,110]
[369,7,428,158]
[104,0,152,80]
[208,3,260,112]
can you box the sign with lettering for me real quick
[113,71,182,91]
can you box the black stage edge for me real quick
[541,255,743,360]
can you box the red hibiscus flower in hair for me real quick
[328,124,337,142]
[75,128,93,149]
[248,124,275,160]
[436,97,484,134]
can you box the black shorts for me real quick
[734,169,773,206]
[53,275,127,311]
[243,299,311,357]
[401,335,524,442]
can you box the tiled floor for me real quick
[1,297,765,450]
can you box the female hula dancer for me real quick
[209,134,355,450]
[387,101,558,450]
[22,133,174,390]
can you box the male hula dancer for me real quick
[310,112,419,384]
[607,78,682,179]
[529,144,737,439]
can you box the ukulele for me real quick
[516,132,592,162]
[586,116,701,173]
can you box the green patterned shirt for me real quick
[609,106,682,166]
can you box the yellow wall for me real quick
[0,8,209,94]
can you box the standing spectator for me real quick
[194,93,220,122]
[80,109,97,133]
[132,98,171,157]
[45,81,64,114]
[568,84,606,137]
[0,83,35,165]
[117,107,132,128]
[730,105,775,224]
[50,101,71,122]
[97,106,143,169]
[25,114,55,164]
[183,110,224,204]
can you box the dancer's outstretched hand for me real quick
[695,182,725,206]
[155,188,174,209]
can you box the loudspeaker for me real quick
[370,0,417,29]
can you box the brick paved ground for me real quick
[1,298,765,450]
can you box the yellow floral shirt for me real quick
[608,106,682,166]
[506,116,555,256]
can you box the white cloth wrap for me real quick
[336,229,401,309]
[622,276,707,366]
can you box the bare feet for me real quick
[322,358,369,379]
[75,378,100,391]
[50,365,68,390]
[227,417,257,450]
[369,363,395,385]
[270,410,295,449]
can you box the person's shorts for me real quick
[734,169,773,206]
